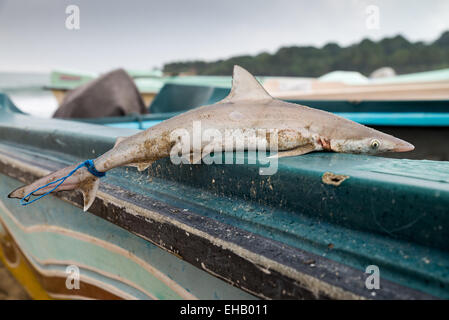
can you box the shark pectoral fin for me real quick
[269,144,316,159]
[127,161,154,172]
[79,177,100,212]
[114,136,128,148]
[136,162,153,171]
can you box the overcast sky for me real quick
[1,0,448,73]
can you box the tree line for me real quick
[163,31,449,77]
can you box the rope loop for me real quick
[20,160,105,206]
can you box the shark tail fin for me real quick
[78,176,100,211]
[8,161,103,212]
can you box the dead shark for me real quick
[8,65,414,211]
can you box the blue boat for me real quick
[1,92,449,299]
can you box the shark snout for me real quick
[392,139,415,152]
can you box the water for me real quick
[0,72,58,118]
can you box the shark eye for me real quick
[370,139,380,149]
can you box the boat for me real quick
[268,68,449,100]
[46,68,449,110]
[1,92,448,299]
[45,70,236,107]
[46,70,166,107]
[46,70,96,106]
[274,80,449,101]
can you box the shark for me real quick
[8,65,414,211]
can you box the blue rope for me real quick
[85,159,106,177]
[20,159,105,206]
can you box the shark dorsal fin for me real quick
[219,65,273,103]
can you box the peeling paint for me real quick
[322,172,350,186]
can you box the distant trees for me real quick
[163,31,449,77]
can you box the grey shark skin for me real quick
[8,65,414,211]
